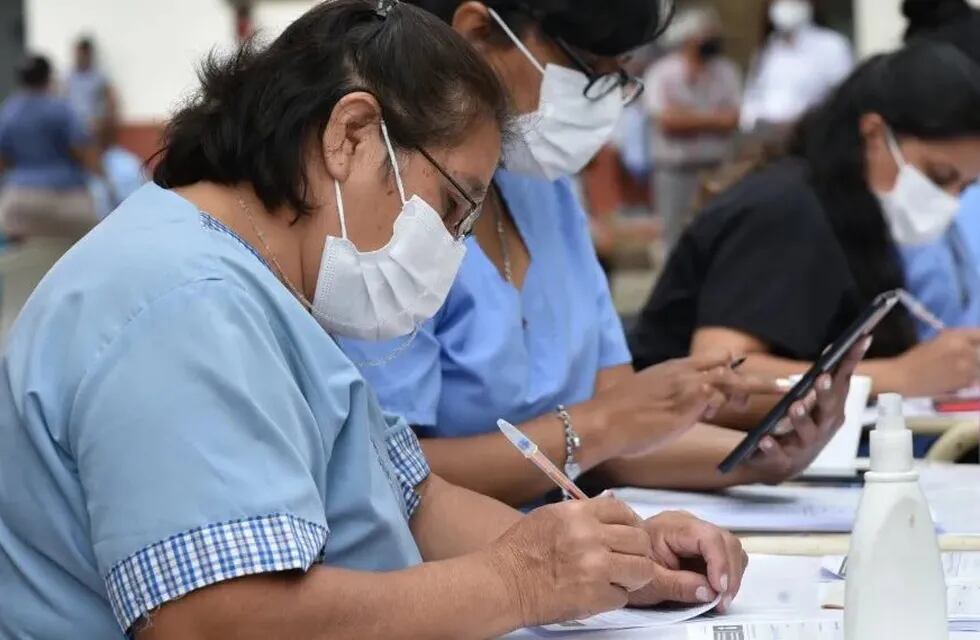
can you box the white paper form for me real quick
[540,596,722,632]
[682,612,843,640]
[616,486,862,533]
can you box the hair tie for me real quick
[375,0,398,19]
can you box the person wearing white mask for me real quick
[0,2,758,637]
[741,0,853,135]
[340,0,866,508]
[631,43,980,413]
[643,4,742,252]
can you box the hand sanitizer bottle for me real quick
[844,393,947,640]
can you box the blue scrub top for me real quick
[338,169,631,438]
[0,92,90,189]
[901,189,980,339]
[0,184,425,637]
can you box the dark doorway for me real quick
[0,0,25,100]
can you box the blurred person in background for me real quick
[898,0,980,338]
[88,120,143,219]
[643,5,740,252]
[0,55,102,240]
[341,0,863,506]
[66,37,116,134]
[0,2,751,637]
[741,0,852,138]
[631,43,980,411]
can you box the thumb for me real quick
[651,564,718,604]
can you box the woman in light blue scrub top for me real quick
[901,186,980,339]
[340,0,862,508]
[0,3,758,637]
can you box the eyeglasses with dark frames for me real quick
[416,146,482,240]
[552,38,645,106]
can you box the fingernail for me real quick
[696,586,713,603]
[720,574,729,591]
[776,378,794,391]
[759,438,774,452]
[863,336,874,352]
[819,377,832,391]
[599,489,615,498]
[794,404,806,418]
[723,595,733,610]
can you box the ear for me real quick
[452,1,503,53]
[858,112,887,146]
[321,91,383,184]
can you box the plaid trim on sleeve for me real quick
[105,513,327,633]
[386,425,431,518]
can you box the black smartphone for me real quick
[717,289,901,474]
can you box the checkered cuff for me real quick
[387,425,430,517]
[105,513,327,633]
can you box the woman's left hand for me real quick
[744,336,871,483]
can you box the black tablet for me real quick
[717,289,901,474]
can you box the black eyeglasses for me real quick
[416,146,481,240]
[552,38,645,106]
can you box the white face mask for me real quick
[875,127,960,246]
[311,121,467,340]
[769,0,813,33]
[488,8,624,181]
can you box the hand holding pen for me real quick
[495,419,747,619]
[576,352,782,462]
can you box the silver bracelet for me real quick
[556,404,582,499]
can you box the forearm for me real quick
[411,474,522,561]
[419,403,617,507]
[657,109,738,136]
[592,423,761,491]
[137,554,521,640]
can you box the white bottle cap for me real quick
[870,393,914,473]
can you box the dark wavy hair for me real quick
[152,0,510,217]
[407,0,674,56]
[787,41,980,356]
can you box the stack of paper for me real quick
[820,552,980,633]
[616,485,862,533]
[540,597,721,632]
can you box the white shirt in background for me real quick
[741,24,853,131]
[644,52,742,167]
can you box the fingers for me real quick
[651,564,718,604]
[746,435,793,481]
[687,350,738,372]
[703,367,782,397]
[606,553,661,592]
[721,537,749,611]
[587,496,641,526]
[602,524,653,558]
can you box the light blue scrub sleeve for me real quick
[69,279,328,631]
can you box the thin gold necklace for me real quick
[238,195,314,311]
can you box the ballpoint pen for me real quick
[497,418,589,500]
[897,289,946,333]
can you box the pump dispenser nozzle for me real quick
[870,393,913,473]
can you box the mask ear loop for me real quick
[379,119,408,205]
[333,179,349,239]
[486,7,545,75]
[883,125,906,169]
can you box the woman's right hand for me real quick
[579,353,782,460]
[484,496,659,627]
[888,329,980,396]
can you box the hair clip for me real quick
[375,0,398,19]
